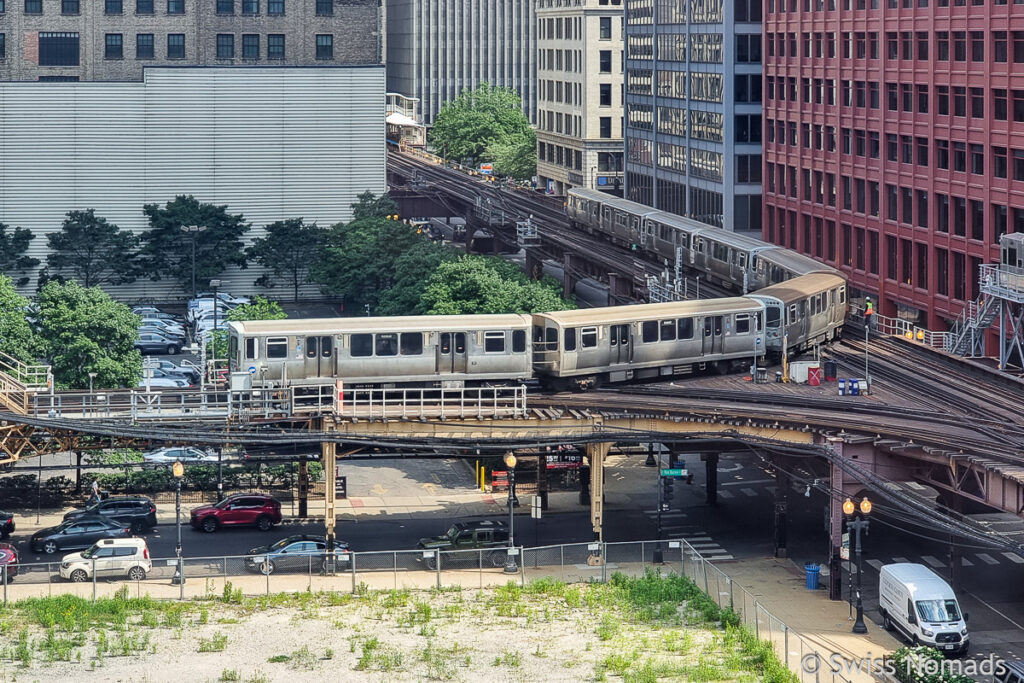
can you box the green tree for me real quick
[0,275,39,364]
[311,216,428,312]
[41,210,140,288]
[0,223,40,288]
[350,191,400,221]
[376,242,457,315]
[429,83,536,172]
[140,196,250,294]
[206,296,288,359]
[486,132,538,181]
[246,218,325,301]
[35,280,142,389]
[419,255,575,315]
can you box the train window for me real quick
[245,338,257,359]
[484,331,506,353]
[400,333,422,355]
[512,330,526,353]
[839,287,847,304]
[766,307,781,327]
[229,336,238,362]
[581,327,598,348]
[351,334,373,357]
[660,320,676,341]
[618,325,629,345]
[267,337,288,359]
[305,337,318,358]
[546,327,558,346]
[788,304,798,321]
[703,319,713,336]
[533,326,545,344]
[678,318,694,339]
[440,332,451,354]
[376,333,398,356]
[564,328,577,351]
[736,315,750,334]
[739,253,747,268]
[321,336,332,357]
[642,320,658,343]
[714,316,723,335]
[455,333,466,353]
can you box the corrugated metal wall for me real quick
[0,66,386,302]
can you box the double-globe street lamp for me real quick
[171,461,186,591]
[844,496,873,634]
[503,452,519,574]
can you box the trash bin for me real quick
[824,359,838,381]
[808,367,822,386]
[849,378,860,396]
[756,367,768,383]
[805,563,820,590]
[838,379,846,395]
[775,371,783,383]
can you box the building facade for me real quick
[385,0,536,125]
[761,0,1023,329]
[535,0,625,196]
[623,0,762,232]
[0,0,380,82]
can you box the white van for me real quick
[878,563,969,656]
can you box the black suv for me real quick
[416,520,510,569]
[0,511,14,539]
[63,497,158,534]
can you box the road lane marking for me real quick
[722,479,774,486]
[921,555,945,568]
[965,591,1024,630]
[718,490,734,499]
[1002,552,1024,564]
[867,559,884,571]
[975,553,999,565]
[741,488,758,497]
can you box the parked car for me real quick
[63,496,158,534]
[59,538,152,582]
[136,331,183,356]
[132,306,179,321]
[244,535,350,575]
[997,662,1024,683]
[416,520,511,569]
[0,510,14,539]
[190,493,282,533]
[30,518,132,555]
[0,543,19,580]
[147,359,200,384]
[137,376,189,389]
[140,318,187,337]
[143,446,218,465]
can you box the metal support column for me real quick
[323,439,337,550]
[773,461,789,558]
[703,452,719,505]
[586,442,609,541]
[297,459,309,518]
[828,454,845,601]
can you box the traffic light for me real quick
[661,476,674,502]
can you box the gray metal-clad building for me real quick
[385,0,536,125]
[0,66,386,300]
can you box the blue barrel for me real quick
[805,563,820,590]
[849,379,860,396]
[838,379,846,395]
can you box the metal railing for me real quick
[340,385,528,420]
[0,352,52,415]
[980,263,1024,303]
[2,538,852,683]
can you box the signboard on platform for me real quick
[840,532,850,561]
[661,468,687,477]
[334,469,347,500]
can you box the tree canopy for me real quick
[350,191,399,221]
[420,255,575,315]
[140,196,250,295]
[429,83,536,179]
[0,275,39,364]
[375,242,457,316]
[35,281,142,390]
[0,223,40,288]
[226,296,288,322]
[41,210,140,289]
[246,218,325,301]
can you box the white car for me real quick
[137,376,188,389]
[143,446,219,464]
[141,318,186,337]
[60,538,152,582]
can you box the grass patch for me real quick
[198,632,228,653]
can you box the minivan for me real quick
[878,563,969,656]
[59,538,152,582]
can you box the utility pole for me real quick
[864,298,874,394]
[180,225,206,299]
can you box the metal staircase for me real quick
[944,296,998,356]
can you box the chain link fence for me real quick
[1,538,851,683]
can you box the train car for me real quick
[226,315,533,387]
[747,273,847,355]
[754,249,842,289]
[566,187,607,233]
[644,211,710,267]
[532,298,765,389]
[692,230,778,293]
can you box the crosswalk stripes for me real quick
[642,510,734,561]
[860,552,1021,570]
[1003,552,1024,564]
[741,488,759,497]
[921,555,945,568]
[718,490,734,499]
[866,559,884,571]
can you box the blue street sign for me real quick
[248,366,256,374]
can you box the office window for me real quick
[39,33,79,65]
[736,34,761,62]
[600,117,612,138]
[241,0,257,12]
[971,31,984,61]
[953,31,966,61]
[600,83,612,106]
[970,144,984,174]
[994,31,1007,63]
[953,87,966,117]
[316,0,331,15]
[937,86,949,115]
[24,0,41,12]
[217,0,233,13]
[936,31,948,60]
[600,50,612,72]
[954,198,966,236]
[242,33,258,59]
[268,0,283,14]
[886,134,898,161]
[1014,31,1024,62]
[62,0,78,13]
[167,33,184,58]
[936,194,949,233]
[917,137,928,166]
[105,0,122,13]
[216,33,233,59]
[953,142,966,172]
[136,33,153,59]
[994,146,1007,178]
[315,34,332,60]
[167,0,183,13]
[971,200,984,241]
[994,89,1008,121]
[1015,150,1024,181]
[105,33,122,59]
[0,34,4,60]
[136,0,153,13]
[268,33,284,58]
[600,16,612,39]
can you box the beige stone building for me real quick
[535,0,624,196]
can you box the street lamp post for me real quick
[210,279,221,385]
[864,298,874,394]
[88,372,97,396]
[503,452,518,574]
[171,461,186,592]
[844,496,872,634]
[180,225,207,300]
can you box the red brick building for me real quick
[761,0,1024,329]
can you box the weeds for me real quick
[355,636,404,672]
[596,612,620,641]
[419,641,470,681]
[267,654,290,664]
[198,632,228,653]
[288,645,318,671]
[219,669,241,682]
[492,649,521,668]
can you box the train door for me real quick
[303,336,333,378]
[609,324,630,365]
[701,316,723,355]
[437,332,468,374]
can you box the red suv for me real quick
[190,493,282,533]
